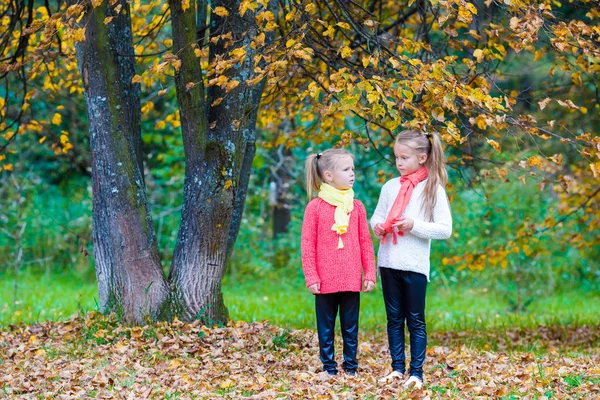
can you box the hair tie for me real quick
[316,152,322,160]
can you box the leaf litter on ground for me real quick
[0,312,599,399]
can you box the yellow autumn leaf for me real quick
[251,32,265,49]
[323,26,335,39]
[473,48,484,62]
[337,22,351,30]
[264,21,278,31]
[240,0,258,17]
[389,57,400,69]
[226,80,240,92]
[466,2,478,15]
[230,47,247,60]
[39,136,46,144]
[52,113,62,126]
[221,379,233,388]
[72,28,85,42]
[534,50,543,61]
[487,139,501,153]
[340,46,352,59]
[131,74,142,84]
[103,16,114,25]
[432,107,445,122]
[557,99,579,109]
[538,98,551,110]
[591,162,600,178]
[182,0,190,11]
[214,6,229,17]
[305,3,316,13]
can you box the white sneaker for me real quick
[378,370,404,383]
[402,376,423,389]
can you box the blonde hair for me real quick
[305,148,355,198]
[395,130,448,221]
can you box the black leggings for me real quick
[380,267,427,379]
[315,291,360,374]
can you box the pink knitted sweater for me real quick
[301,198,376,294]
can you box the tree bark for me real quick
[168,0,274,324]
[272,146,293,238]
[74,0,170,324]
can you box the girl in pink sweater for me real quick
[300,148,377,377]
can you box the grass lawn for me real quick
[2,270,599,335]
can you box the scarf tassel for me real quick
[338,236,344,249]
[381,229,404,245]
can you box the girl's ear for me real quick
[418,153,428,165]
[322,170,333,183]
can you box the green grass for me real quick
[223,274,600,332]
[0,271,97,325]
[2,270,600,333]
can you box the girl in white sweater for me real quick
[371,130,452,389]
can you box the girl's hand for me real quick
[363,280,375,292]
[393,216,414,232]
[308,283,320,294]
[373,223,386,236]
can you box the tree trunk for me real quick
[272,145,293,238]
[74,0,170,324]
[168,0,274,324]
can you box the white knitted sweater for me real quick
[370,178,452,281]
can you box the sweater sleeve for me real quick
[300,200,321,287]
[410,185,453,240]
[370,183,389,238]
[357,201,376,283]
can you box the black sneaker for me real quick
[345,370,357,377]
[326,370,338,376]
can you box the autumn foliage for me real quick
[0,0,598,315]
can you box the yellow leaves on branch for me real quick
[240,0,270,16]
[182,0,190,12]
[213,6,229,17]
[538,98,551,110]
[51,113,62,126]
[557,99,580,110]
[208,74,240,93]
[340,46,352,59]
[487,138,502,153]
[256,11,277,31]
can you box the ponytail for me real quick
[395,130,448,221]
[305,154,321,198]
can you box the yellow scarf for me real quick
[318,183,355,249]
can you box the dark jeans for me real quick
[380,267,427,380]
[315,291,360,374]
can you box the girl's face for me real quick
[324,155,355,190]
[394,143,427,176]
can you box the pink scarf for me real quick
[381,167,429,244]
